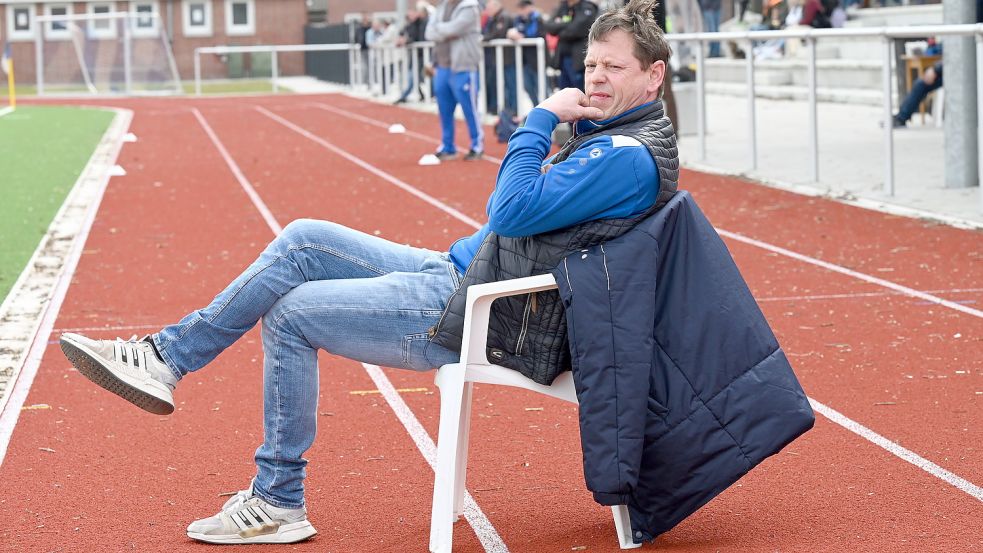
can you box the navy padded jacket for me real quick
[552,191,815,543]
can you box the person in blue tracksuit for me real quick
[58,0,675,545]
[426,0,485,161]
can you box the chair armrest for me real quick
[459,274,558,366]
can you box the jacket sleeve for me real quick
[558,2,597,40]
[552,236,658,506]
[428,4,479,41]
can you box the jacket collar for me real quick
[574,100,663,137]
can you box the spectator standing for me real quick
[544,0,600,91]
[507,0,546,106]
[699,0,722,57]
[426,0,485,160]
[482,0,517,114]
[395,4,431,103]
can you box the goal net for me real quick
[35,11,181,95]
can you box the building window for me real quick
[6,4,36,42]
[225,0,255,36]
[182,0,213,37]
[88,2,117,40]
[130,1,160,38]
[45,3,73,41]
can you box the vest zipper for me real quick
[515,293,533,355]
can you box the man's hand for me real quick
[537,88,604,123]
[506,28,523,41]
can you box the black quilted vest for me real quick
[429,100,679,384]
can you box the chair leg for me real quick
[452,381,474,518]
[429,368,467,553]
[611,505,642,549]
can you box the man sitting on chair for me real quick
[59,0,677,544]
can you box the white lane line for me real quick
[363,364,508,552]
[757,288,983,303]
[299,101,983,322]
[256,106,484,230]
[52,323,167,334]
[264,102,983,503]
[191,108,283,234]
[718,229,983,320]
[0,108,134,467]
[194,107,507,551]
[810,398,983,502]
[311,102,505,164]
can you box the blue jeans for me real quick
[896,67,943,124]
[522,65,539,106]
[558,55,584,91]
[703,10,721,58]
[434,66,483,154]
[152,219,462,508]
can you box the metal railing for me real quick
[193,26,982,212]
[363,37,547,117]
[666,24,983,212]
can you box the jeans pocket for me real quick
[402,332,434,371]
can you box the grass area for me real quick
[0,79,282,99]
[181,79,282,95]
[0,106,115,303]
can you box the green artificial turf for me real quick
[0,105,115,303]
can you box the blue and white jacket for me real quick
[449,105,660,274]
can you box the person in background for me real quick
[544,0,600,91]
[395,4,431,104]
[482,0,517,114]
[891,60,942,128]
[507,0,546,106]
[426,0,485,160]
[699,0,722,57]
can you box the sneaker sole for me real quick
[60,336,174,415]
[187,520,317,544]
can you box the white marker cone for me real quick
[418,154,440,166]
[388,123,406,134]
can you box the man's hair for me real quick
[588,0,672,70]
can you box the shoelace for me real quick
[112,336,150,371]
[221,489,254,513]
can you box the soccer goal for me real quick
[34,11,181,95]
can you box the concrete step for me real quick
[705,81,887,106]
[704,57,886,90]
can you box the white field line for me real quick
[310,100,983,322]
[362,363,508,552]
[192,108,509,551]
[755,287,983,303]
[255,105,484,230]
[310,102,505,165]
[191,108,283,234]
[810,398,983,501]
[0,108,134,467]
[717,229,983,320]
[263,103,983,503]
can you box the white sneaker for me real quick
[187,487,317,544]
[60,333,177,415]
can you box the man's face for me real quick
[584,30,665,121]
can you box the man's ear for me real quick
[648,60,666,95]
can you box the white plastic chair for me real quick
[428,274,641,552]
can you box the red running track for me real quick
[0,94,980,552]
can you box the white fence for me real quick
[194,25,983,213]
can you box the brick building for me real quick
[327,0,564,24]
[0,0,307,86]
